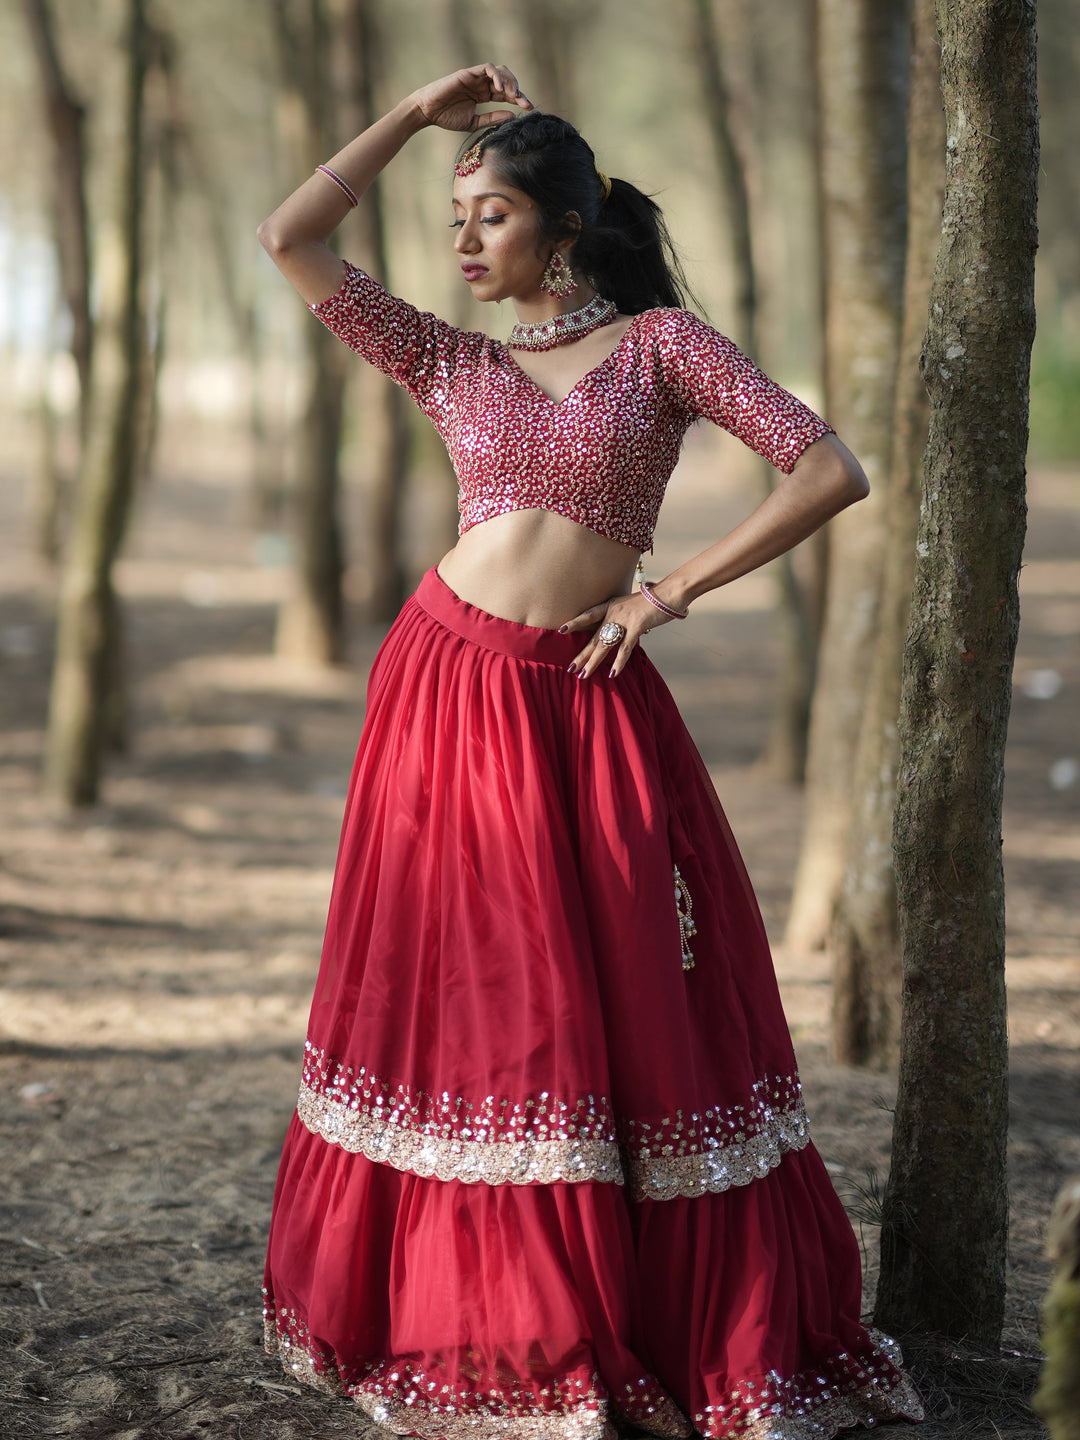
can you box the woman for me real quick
[257,62,923,1440]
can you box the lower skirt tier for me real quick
[264,1123,921,1439]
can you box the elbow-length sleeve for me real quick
[656,309,834,473]
[308,260,475,425]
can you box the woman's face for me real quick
[450,162,568,304]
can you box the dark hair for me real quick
[453,112,705,318]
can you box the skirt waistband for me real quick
[414,566,584,665]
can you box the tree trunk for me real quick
[874,0,1038,1346]
[342,0,412,623]
[687,0,818,784]
[829,0,944,1067]
[783,0,908,950]
[22,0,94,564]
[272,0,347,664]
[44,0,148,806]
[21,0,93,441]
[517,0,585,117]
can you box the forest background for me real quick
[0,1,1076,1438]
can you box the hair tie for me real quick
[596,170,612,202]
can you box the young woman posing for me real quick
[257,62,923,1440]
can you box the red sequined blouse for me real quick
[310,261,834,554]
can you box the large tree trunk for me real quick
[783,0,908,950]
[44,0,148,806]
[687,0,818,783]
[343,0,412,623]
[829,0,944,1067]
[874,0,1038,1346]
[272,0,347,664]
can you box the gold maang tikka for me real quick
[455,138,486,176]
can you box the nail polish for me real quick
[566,663,577,675]
[557,624,569,634]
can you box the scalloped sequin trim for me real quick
[298,1047,811,1200]
[263,1305,689,1439]
[263,1303,922,1439]
[691,1328,925,1436]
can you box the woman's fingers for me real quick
[477,63,532,109]
[558,603,608,635]
[563,594,676,680]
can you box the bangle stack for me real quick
[316,164,359,207]
[639,580,690,620]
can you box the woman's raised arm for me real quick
[257,64,533,307]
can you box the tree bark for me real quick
[44,0,148,805]
[874,0,1038,1346]
[272,0,347,664]
[784,0,908,950]
[829,0,944,1067]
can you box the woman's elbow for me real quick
[257,218,286,257]
[815,434,870,508]
[840,453,870,505]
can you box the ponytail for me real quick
[453,115,706,318]
[579,176,702,315]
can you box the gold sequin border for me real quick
[263,1304,922,1439]
[297,1049,812,1201]
[296,1080,625,1187]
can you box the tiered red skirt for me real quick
[263,566,923,1439]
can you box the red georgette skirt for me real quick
[263,566,923,1440]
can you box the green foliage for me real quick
[1030,335,1080,463]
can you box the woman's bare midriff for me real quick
[436,508,640,630]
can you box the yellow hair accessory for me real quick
[596,170,612,202]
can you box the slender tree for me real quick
[875,0,1038,1344]
[342,0,412,622]
[784,0,908,950]
[271,0,347,664]
[829,0,944,1067]
[21,0,93,559]
[44,0,149,804]
[516,0,585,118]
[687,0,819,783]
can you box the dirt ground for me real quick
[1,421,1077,1440]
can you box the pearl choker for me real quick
[507,294,618,351]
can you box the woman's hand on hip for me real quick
[410,64,533,133]
[560,593,676,681]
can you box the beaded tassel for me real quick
[674,864,697,971]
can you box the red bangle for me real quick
[639,580,689,620]
[316,165,359,207]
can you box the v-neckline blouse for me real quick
[309,262,833,554]
[497,315,644,409]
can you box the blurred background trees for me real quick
[0,0,1063,1350]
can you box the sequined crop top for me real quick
[310,261,834,553]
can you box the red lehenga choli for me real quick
[262,262,924,1440]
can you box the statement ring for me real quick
[598,621,626,648]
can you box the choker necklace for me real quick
[507,294,618,351]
